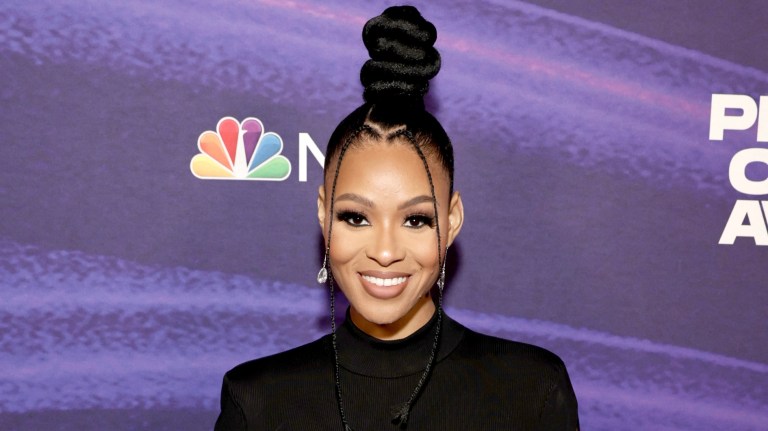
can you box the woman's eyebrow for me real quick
[336,193,375,208]
[398,195,435,210]
[335,193,435,210]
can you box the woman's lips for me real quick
[358,272,410,299]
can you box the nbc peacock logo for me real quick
[190,117,291,180]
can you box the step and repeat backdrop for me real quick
[2,1,767,430]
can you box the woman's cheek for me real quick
[330,242,351,268]
[329,230,365,275]
[407,235,440,275]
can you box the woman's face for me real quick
[318,138,463,339]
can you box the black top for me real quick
[214,311,579,430]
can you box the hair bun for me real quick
[360,6,441,105]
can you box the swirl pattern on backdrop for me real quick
[1,0,767,430]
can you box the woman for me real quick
[215,6,579,430]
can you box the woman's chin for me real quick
[349,296,435,338]
[352,305,405,327]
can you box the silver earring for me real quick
[437,258,446,291]
[317,251,328,284]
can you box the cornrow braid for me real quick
[321,123,448,430]
[324,124,375,431]
[386,128,446,428]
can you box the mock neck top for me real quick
[215,311,580,430]
[336,309,463,378]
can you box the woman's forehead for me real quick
[328,140,449,184]
[328,143,451,205]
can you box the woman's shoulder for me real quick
[449,319,569,378]
[224,335,332,386]
[215,336,339,430]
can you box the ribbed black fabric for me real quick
[214,312,579,430]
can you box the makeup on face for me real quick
[323,141,452,339]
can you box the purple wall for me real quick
[2,1,767,429]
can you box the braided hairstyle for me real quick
[324,5,453,190]
[320,6,454,430]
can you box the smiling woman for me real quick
[319,141,461,340]
[214,5,578,431]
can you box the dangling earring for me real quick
[317,250,328,284]
[437,256,446,292]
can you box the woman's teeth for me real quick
[362,275,407,287]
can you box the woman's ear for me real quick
[317,185,327,240]
[446,191,464,247]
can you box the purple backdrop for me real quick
[2,1,767,430]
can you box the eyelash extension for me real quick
[404,213,436,228]
[336,210,368,226]
[336,211,435,228]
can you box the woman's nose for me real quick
[366,223,404,266]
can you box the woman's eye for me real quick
[338,211,369,226]
[404,215,434,228]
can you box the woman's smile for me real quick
[359,272,411,299]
